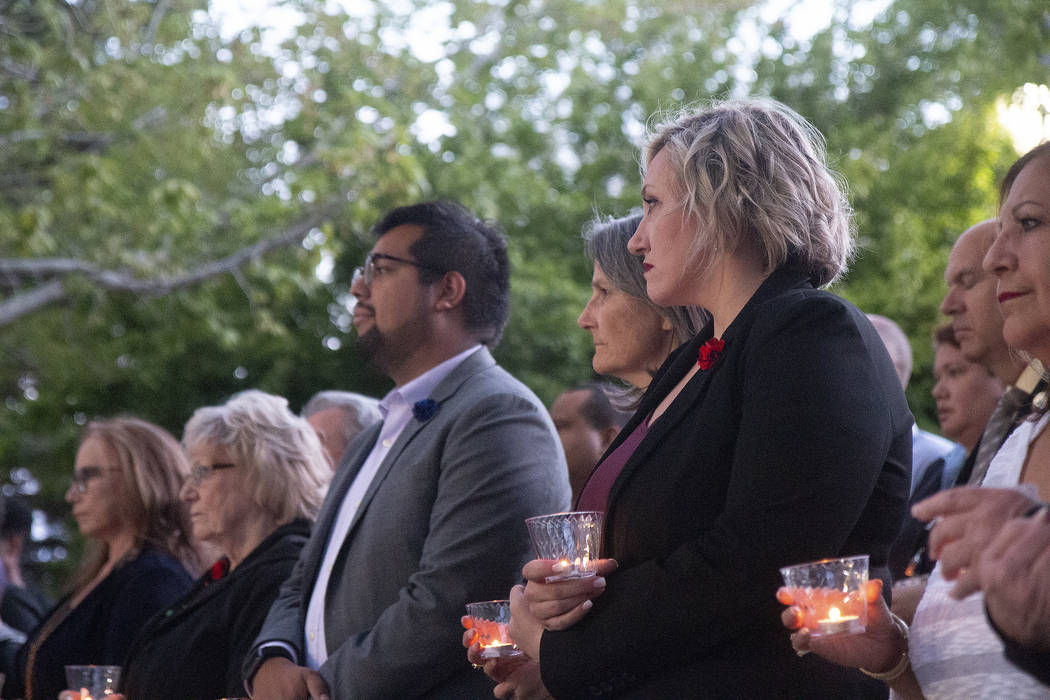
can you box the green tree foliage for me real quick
[1,0,1047,586]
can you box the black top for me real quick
[122,520,310,700]
[0,585,49,636]
[0,585,50,679]
[6,547,192,700]
[993,605,1050,686]
[540,268,912,699]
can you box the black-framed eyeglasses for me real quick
[187,462,236,486]
[351,252,444,287]
[69,466,119,494]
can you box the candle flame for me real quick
[827,607,841,621]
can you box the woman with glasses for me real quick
[2,416,198,700]
[116,389,330,700]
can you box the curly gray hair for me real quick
[182,390,330,524]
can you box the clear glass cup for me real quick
[64,665,121,699]
[779,555,869,638]
[525,510,604,582]
[465,600,523,658]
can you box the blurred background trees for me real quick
[1,0,1048,590]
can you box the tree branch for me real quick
[144,0,173,46]
[0,280,66,327]
[0,199,344,327]
[0,129,114,151]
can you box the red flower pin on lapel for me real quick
[696,337,725,370]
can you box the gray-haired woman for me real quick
[117,390,330,700]
[579,212,706,408]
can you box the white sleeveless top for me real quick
[898,413,1050,699]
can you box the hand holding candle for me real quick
[779,555,869,638]
[464,600,523,659]
[525,511,604,582]
[778,578,909,676]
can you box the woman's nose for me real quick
[578,300,596,329]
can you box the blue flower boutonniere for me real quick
[413,398,440,422]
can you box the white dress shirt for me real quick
[303,345,481,669]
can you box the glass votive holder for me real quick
[779,555,869,638]
[525,510,603,582]
[465,600,523,659]
[64,664,121,699]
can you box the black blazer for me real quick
[0,585,49,677]
[542,268,912,699]
[122,520,310,700]
[6,547,191,700]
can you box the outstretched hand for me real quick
[976,507,1050,648]
[913,486,1038,598]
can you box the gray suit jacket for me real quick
[248,348,570,698]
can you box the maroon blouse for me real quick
[576,419,649,514]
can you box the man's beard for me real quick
[355,301,432,375]
[356,326,392,373]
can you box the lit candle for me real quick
[481,641,510,657]
[480,641,522,658]
[817,606,859,636]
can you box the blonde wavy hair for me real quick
[644,97,855,288]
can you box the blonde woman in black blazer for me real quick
[495,99,912,699]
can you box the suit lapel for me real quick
[343,347,496,537]
[604,333,715,511]
[153,571,226,633]
[603,268,813,512]
[302,422,382,591]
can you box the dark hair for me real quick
[570,382,631,432]
[1,497,31,538]
[1001,141,1050,208]
[582,212,706,345]
[374,201,510,346]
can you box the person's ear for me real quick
[435,271,466,311]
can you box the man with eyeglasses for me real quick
[244,201,570,700]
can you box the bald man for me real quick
[940,220,1045,486]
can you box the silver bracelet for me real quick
[860,613,910,682]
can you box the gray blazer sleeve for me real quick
[318,387,569,698]
[250,553,308,655]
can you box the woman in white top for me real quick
[778,141,1050,698]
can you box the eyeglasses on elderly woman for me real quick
[185,462,236,487]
